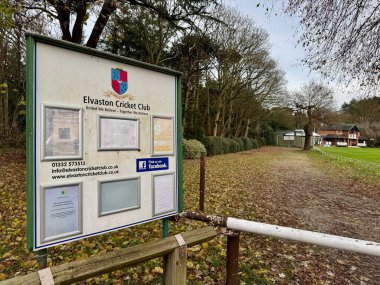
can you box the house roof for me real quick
[284,130,320,137]
[319,124,359,132]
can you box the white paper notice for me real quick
[44,107,80,157]
[43,185,81,241]
[100,118,138,149]
[153,117,173,154]
[154,174,175,215]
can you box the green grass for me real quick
[317,146,380,164]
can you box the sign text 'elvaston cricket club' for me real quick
[83,67,150,113]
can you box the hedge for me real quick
[182,139,207,159]
[226,138,240,153]
[201,136,264,156]
[241,137,253,150]
[251,138,260,149]
[233,138,245,152]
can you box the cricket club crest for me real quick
[111,68,128,95]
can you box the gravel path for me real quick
[244,147,380,284]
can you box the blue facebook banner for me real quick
[136,157,169,172]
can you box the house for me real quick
[277,129,321,147]
[318,124,362,146]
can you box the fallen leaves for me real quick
[0,147,379,284]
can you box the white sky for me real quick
[226,0,359,108]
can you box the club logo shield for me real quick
[111,68,128,95]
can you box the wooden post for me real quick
[226,231,240,285]
[164,234,187,285]
[199,155,205,212]
[1,227,217,285]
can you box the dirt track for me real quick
[239,147,380,284]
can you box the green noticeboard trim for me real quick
[176,76,183,213]
[26,35,35,251]
[25,33,183,250]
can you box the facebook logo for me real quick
[139,161,146,170]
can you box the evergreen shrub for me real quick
[241,137,253,150]
[182,139,207,159]
[233,138,245,151]
[251,138,260,149]
[221,138,231,154]
[202,136,223,156]
[258,137,267,146]
[227,138,239,153]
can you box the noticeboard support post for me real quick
[37,249,48,269]
[162,218,169,238]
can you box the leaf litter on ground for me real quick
[0,147,379,284]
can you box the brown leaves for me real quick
[0,147,379,284]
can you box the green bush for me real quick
[221,138,230,154]
[258,137,266,146]
[241,137,253,150]
[233,138,245,152]
[182,139,207,159]
[201,136,264,156]
[202,136,223,156]
[226,138,239,153]
[251,138,260,149]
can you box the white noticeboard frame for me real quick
[40,183,83,242]
[151,115,174,156]
[26,33,183,251]
[41,104,83,161]
[98,115,140,151]
[98,176,141,216]
[152,172,176,216]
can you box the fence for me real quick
[0,227,217,285]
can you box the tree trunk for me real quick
[244,118,251,138]
[182,73,192,133]
[213,109,220,137]
[303,122,313,150]
[86,0,117,48]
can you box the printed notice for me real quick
[153,173,175,215]
[100,117,139,150]
[42,184,81,242]
[44,106,81,158]
[153,117,173,155]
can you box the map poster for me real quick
[99,117,139,150]
[152,116,174,155]
[43,106,82,159]
[153,173,175,216]
[41,184,82,242]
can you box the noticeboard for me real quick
[26,33,183,250]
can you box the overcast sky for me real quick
[226,0,357,108]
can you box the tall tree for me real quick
[292,82,335,150]
[0,1,49,138]
[16,0,220,48]
[285,0,380,86]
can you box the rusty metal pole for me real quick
[199,155,205,212]
[37,249,48,269]
[226,231,240,285]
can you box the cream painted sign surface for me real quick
[29,38,180,250]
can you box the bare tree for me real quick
[292,82,335,150]
[285,0,380,86]
[15,0,219,48]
